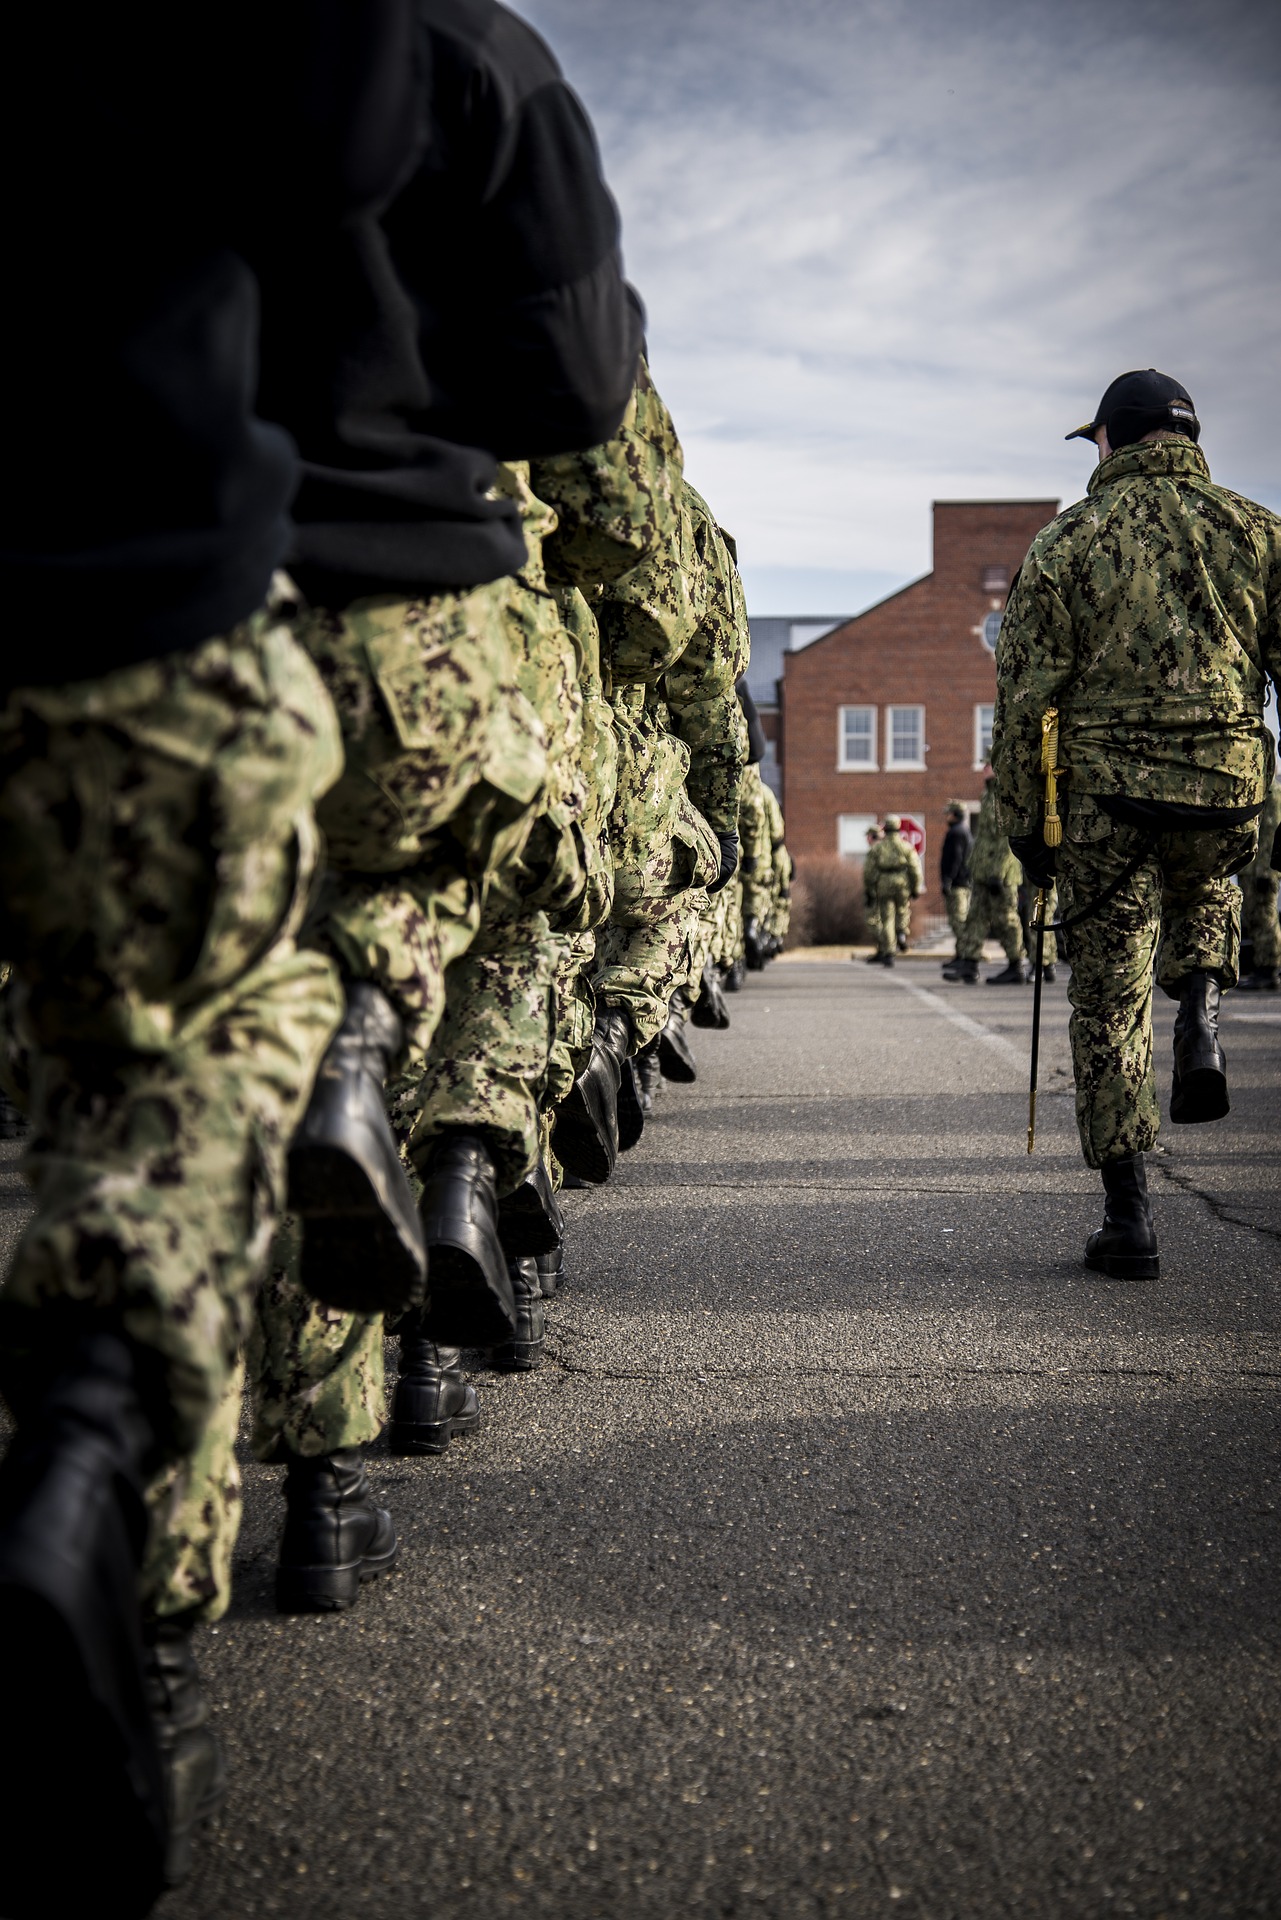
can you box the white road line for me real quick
[887,974,1030,1070]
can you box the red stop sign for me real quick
[897,815,925,857]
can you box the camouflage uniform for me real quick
[1240,780,1281,973]
[945,882,971,945]
[994,437,1281,1167]
[956,785,1025,965]
[869,828,922,957]
[0,609,347,1619]
[535,363,744,1051]
[397,465,586,1193]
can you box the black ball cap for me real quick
[1066,368,1200,448]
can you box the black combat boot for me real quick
[417,1132,515,1344]
[722,957,747,993]
[389,1338,479,1456]
[288,982,427,1317]
[0,1090,28,1139]
[691,961,731,1030]
[744,918,766,971]
[143,1620,226,1886]
[491,1258,546,1371]
[552,1007,629,1183]
[535,1245,566,1298]
[617,1057,645,1151]
[634,1039,662,1113]
[0,1331,168,1920]
[986,958,1029,984]
[497,1157,565,1258]
[1170,969,1229,1123]
[1044,963,1058,983]
[274,1450,399,1613]
[862,950,882,964]
[941,956,979,983]
[896,932,909,954]
[881,951,895,968]
[1084,1154,1160,1280]
[1238,966,1279,991]
[658,1006,697,1082]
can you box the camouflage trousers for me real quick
[1241,874,1280,968]
[944,885,971,944]
[1057,791,1254,1168]
[0,613,343,1465]
[957,878,1024,964]
[147,1230,384,1623]
[872,875,913,956]
[295,586,547,1080]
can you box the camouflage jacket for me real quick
[969,783,1018,888]
[993,439,1281,834]
[871,829,922,895]
[531,357,683,589]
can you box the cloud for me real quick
[514,0,1281,594]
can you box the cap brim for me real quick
[1064,420,1098,442]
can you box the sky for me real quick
[512,0,1281,614]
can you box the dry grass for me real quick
[787,857,868,948]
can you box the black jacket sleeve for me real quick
[383,0,644,457]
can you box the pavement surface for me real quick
[4,958,1279,1918]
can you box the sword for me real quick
[1027,708,1062,1154]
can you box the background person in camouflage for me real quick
[943,777,1027,984]
[1236,776,1281,989]
[993,368,1281,1280]
[866,814,922,967]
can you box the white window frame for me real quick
[885,704,926,771]
[837,704,878,771]
[837,813,880,859]
[974,702,995,769]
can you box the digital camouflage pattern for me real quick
[738,766,772,926]
[957,784,1024,965]
[0,611,345,1461]
[1240,780,1281,970]
[1057,790,1253,1166]
[297,582,547,1077]
[994,438,1281,834]
[866,828,922,958]
[533,356,684,590]
[945,884,971,945]
[661,491,752,835]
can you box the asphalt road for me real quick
[4,957,1279,1917]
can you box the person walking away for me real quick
[993,368,1280,1280]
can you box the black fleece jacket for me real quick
[1,3,421,687]
[257,0,645,604]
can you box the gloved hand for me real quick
[1009,832,1057,890]
[707,830,740,895]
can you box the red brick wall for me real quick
[781,500,1058,929]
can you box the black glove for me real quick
[707,830,739,895]
[1255,874,1278,895]
[1009,832,1057,890]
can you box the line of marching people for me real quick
[0,4,788,1913]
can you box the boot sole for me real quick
[617,1063,645,1153]
[163,1730,228,1887]
[388,1408,480,1457]
[496,1193,564,1257]
[1083,1249,1161,1281]
[690,1002,730,1030]
[490,1340,545,1371]
[289,1144,426,1315]
[1170,1067,1230,1124]
[420,1239,517,1347]
[275,1538,401,1615]
[0,1585,167,1918]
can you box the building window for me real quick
[838,813,879,859]
[981,565,1009,593]
[838,705,877,770]
[885,705,925,769]
[974,703,995,768]
[981,609,1004,652]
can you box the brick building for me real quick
[780,499,1059,924]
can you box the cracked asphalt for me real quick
[4,958,1279,1917]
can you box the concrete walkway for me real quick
[5,959,1279,1916]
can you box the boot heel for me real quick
[388,1417,454,1456]
[1169,1066,1229,1124]
[1084,1248,1161,1281]
[274,1562,361,1613]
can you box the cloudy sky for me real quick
[513,0,1281,614]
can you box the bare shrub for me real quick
[790,857,867,946]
